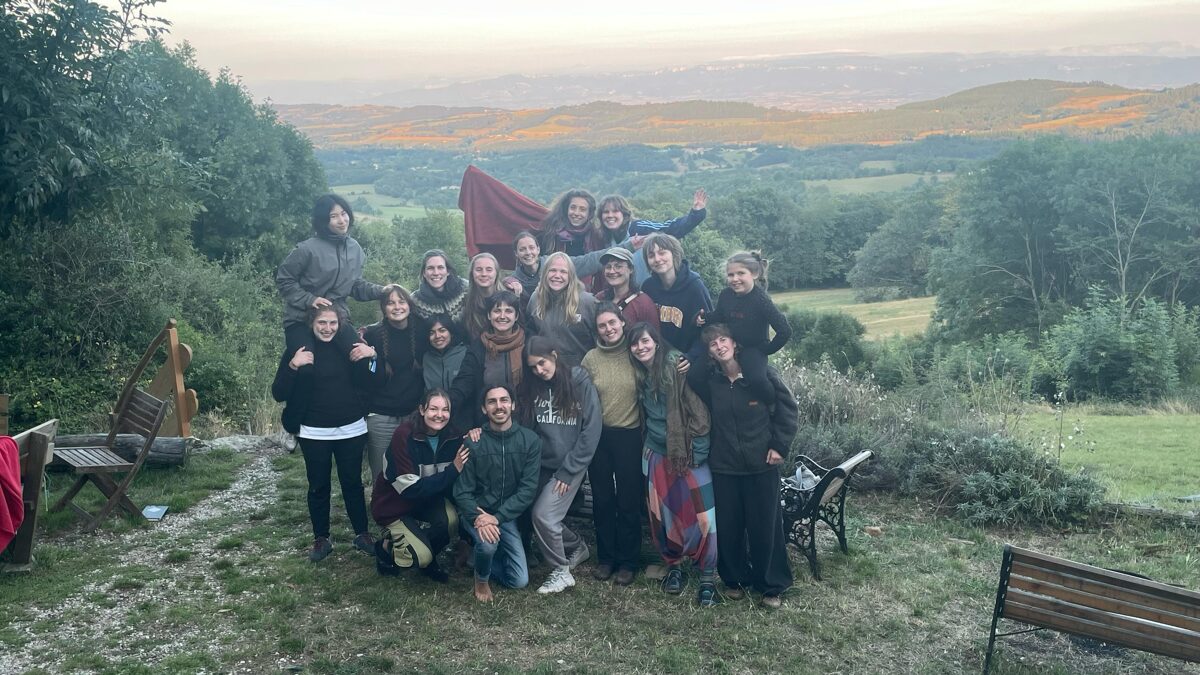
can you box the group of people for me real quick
[273,188,799,607]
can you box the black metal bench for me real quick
[780,450,872,580]
[984,544,1200,673]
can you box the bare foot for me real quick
[473,580,494,603]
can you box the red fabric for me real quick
[0,437,23,552]
[458,165,548,269]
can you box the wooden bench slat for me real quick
[1010,574,1200,633]
[56,447,133,471]
[1007,589,1200,647]
[1012,548,1200,604]
[1004,599,1200,663]
[1011,560,1200,619]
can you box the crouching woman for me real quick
[369,390,469,582]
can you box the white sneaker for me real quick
[537,566,576,594]
[566,542,590,569]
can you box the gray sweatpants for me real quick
[365,413,404,482]
[532,468,586,567]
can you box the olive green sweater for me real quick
[581,336,641,430]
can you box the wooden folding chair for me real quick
[51,388,168,531]
[50,320,176,532]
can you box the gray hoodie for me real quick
[276,223,382,328]
[528,366,602,485]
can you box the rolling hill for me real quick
[275,80,1200,150]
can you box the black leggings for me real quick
[298,434,370,539]
[589,426,645,571]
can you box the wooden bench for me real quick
[780,450,872,580]
[984,544,1200,673]
[1,419,58,572]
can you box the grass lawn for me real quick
[804,173,953,194]
[2,439,1196,674]
[332,183,437,222]
[1022,407,1200,511]
[773,288,936,339]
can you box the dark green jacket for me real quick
[452,423,541,524]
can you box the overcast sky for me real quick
[135,1,1200,89]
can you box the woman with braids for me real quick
[448,290,526,429]
[462,252,506,339]
[537,189,596,257]
[411,249,468,323]
[359,284,424,481]
[518,337,602,594]
[627,321,718,607]
[589,189,708,289]
[370,389,469,582]
[527,252,597,367]
[423,314,468,394]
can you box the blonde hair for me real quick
[531,252,583,325]
[465,252,505,338]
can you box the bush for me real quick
[785,309,867,372]
[899,431,1104,526]
[1041,292,1178,401]
[777,360,1104,525]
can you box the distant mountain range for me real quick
[274,80,1200,150]
[260,48,1200,112]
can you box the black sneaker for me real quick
[421,563,450,583]
[374,539,400,577]
[353,533,375,555]
[309,537,333,562]
[662,567,684,595]
[697,582,717,608]
[592,563,614,581]
[614,568,637,586]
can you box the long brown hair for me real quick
[627,322,676,399]
[538,189,595,253]
[373,284,418,378]
[519,336,581,423]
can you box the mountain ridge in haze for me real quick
[274,79,1200,150]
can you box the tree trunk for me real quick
[54,434,189,467]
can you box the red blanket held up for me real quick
[0,436,23,552]
[458,165,548,270]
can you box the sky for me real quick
[129,0,1200,94]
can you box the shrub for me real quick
[1041,292,1178,401]
[777,360,1104,525]
[785,309,867,372]
[899,431,1104,526]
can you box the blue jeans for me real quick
[463,519,528,588]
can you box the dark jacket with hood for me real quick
[699,365,799,476]
[370,418,465,525]
[641,259,714,355]
[276,219,382,329]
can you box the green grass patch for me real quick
[1024,407,1200,510]
[805,172,951,194]
[773,288,935,339]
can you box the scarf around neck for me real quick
[481,326,525,389]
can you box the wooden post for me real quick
[147,321,198,437]
[0,394,8,436]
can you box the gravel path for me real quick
[1,437,284,674]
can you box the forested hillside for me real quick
[277,80,1200,150]
[0,1,325,429]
